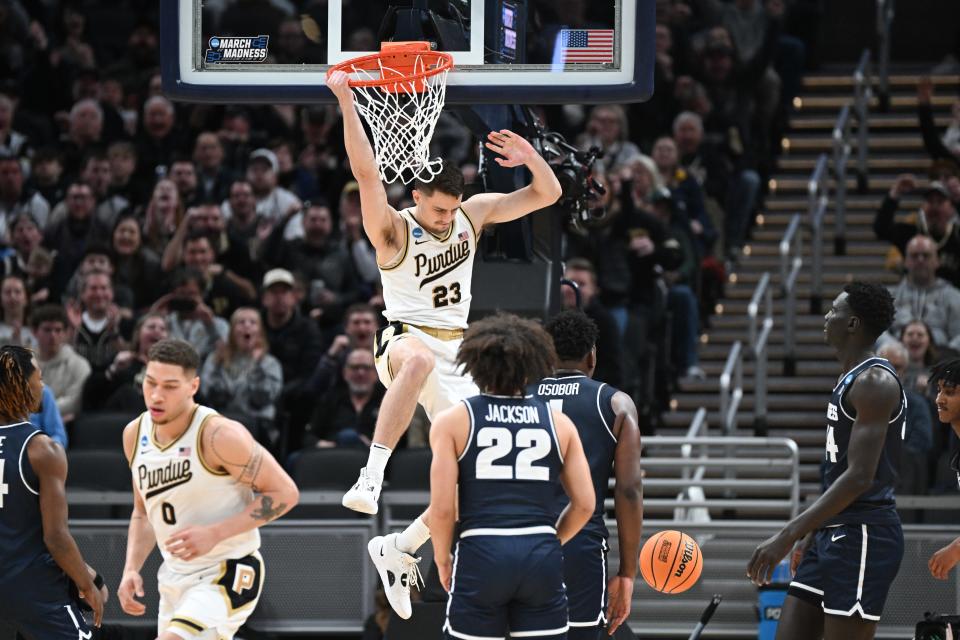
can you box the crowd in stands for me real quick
[873,79,960,501]
[0,0,814,458]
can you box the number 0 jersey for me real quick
[457,395,564,533]
[823,357,905,526]
[129,405,260,573]
[379,207,478,330]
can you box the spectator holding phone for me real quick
[151,267,228,362]
[874,174,960,287]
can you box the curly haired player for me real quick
[428,313,594,640]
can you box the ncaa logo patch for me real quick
[140,435,148,447]
[205,35,269,63]
[412,227,424,239]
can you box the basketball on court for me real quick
[640,530,703,594]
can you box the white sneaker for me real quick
[368,533,423,620]
[342,467,382,514]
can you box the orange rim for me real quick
[326,43,453,90]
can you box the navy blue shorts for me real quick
[0,570,92,639]
[444,533,568,640]
[788,523,903,621]
[564,534,608,639]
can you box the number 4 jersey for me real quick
[457,394,564,533]
[823,357,906,527]
[379,207,478,330]
[129,405,259,573]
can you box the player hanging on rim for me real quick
[328,69,563,619]
[429,313,595,640]
[747,282,905,640]
[0,345,107,638]
[537,310,644,638]
[118,339,299,640]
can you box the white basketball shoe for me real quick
[342,467,381,514]
[368,533,423,620]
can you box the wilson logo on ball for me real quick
[674,539,696,578]
[640,530,704,594]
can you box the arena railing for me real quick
[832,104,852,256]
[853,48,872,193]
[748,273,774,436]
[48,517,960,639]
[719,340,743,436]
[876,0,894,111]
[675,407,710,523]
[779,213,803,377]
[639,436,800,520]
[807,153,829,315]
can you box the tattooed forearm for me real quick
[238,445,264,486]
[250,495,288,522]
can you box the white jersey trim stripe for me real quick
[459,400,475,462]
[460,526,557,538]
[546,408,563,465]
[822,602,880,621]
[510,625,570,637]
[569,615,604,627]
[442,624,504,640]
[19,430,42,495]
[596,383,616,443]
[788,581,824,596]
[856,524,868,600]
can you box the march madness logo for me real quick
[205,35,269,63]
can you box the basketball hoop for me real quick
[327,42,454,185]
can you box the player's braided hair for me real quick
[843,281,895,341]
[930,357,960,389]
[456,313,557,395]
[0,345,37,421]
[545,310,599,363]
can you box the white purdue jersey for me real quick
[380,207,478,330]
[129,405,260,573]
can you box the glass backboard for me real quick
[160,0,653,104]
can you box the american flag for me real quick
[458,231,469,241]
[560,29,614,64]
[178,446,191,457]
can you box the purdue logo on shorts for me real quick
[217,554,263,611]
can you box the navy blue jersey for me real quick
[824,357,905,526]
[458,394,564,532]
[0,423,58,580]
[533,373,617,540]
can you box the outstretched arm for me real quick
[29,435,104,626]
[746,367,900,585]
[164,417,299,562]
[464,130,562,229]
[328,71,404,260]
[607,392,643,635]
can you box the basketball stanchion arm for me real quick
[687,594,723,640]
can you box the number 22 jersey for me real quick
[457,394,564,533]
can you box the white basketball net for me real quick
[347,55,450,185]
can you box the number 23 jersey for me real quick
[129,405,260,573]
[457,395,564,532]
[379,207,478,330]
